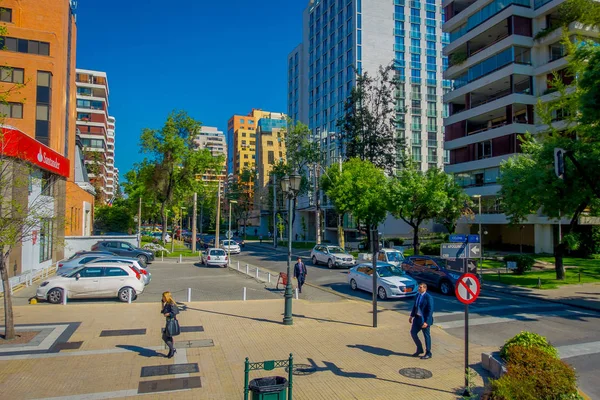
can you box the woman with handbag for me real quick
[161,291,180,358]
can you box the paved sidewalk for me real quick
[0,299,494,399]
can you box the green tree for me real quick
[435,175,473,234]
[227,168,255,239]
[387,167,450,255]
[94,200,135,234]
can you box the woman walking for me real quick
[161,291,179,358]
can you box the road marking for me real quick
[435,303,564,317]
[557,341,600,359]
[437,310,596,329]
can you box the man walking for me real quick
[294,257,307,293]
[409,282,434,359]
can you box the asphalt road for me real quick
[235,243,600,399]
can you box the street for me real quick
[236,243,600,399]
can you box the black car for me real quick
[401,255,477,296]
[91,241,155,265]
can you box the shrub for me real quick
[503,255,535,275]
[385,237,404,246]
[500,331,559,361]
[420,243,441,256]
[490,345,578,400]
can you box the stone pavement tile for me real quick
[0,300,494,399]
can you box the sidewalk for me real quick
[0,299,494,399]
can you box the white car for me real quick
[201,248,228,267]
[310,244,355,269]
[376,248,405,266]
[36,264,145,304]
[87,257,151,285]
[150,232,172,243]
[220,240,241,254]
[348,262,417,300]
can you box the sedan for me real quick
[348,262,418,300]
[401,256,478,296]
[57,253,117,276]
[221,240,241,254]
[200,248,228,267]
[91,241,155,265]
[36,264,145,304]
[87,257,151,285]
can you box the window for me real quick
[120,242,133,250]
[477,140,492,159]
[0,102,23,118]
[39,219,54,262]
[268,151,275,164]
[0,37,50,55]
[267,141,274,146]
[0,67,24,83]
[105,267,129,277]
[80,267,104,278]
[36,71,52,145]
[0,7,12,22]
[240,119,245,123]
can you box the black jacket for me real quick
[410,292,434,326]
[294,262,306,278]
[161,302,179,319]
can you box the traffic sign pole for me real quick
[463,259,470,397]
[455,272,480,397]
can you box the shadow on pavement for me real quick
[347,344,413,357]
[292,313,371,328]
[116,345,164,358]
[184,306,281,325]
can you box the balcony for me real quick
[395,28,406,36]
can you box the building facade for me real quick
[194,126,227,186]
[288,0,449,242]
[0,0,93,277]
[442,0,599,252]
[75,69,118,205]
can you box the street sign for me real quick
[455,273,481,305]
[468,243,482,258]
[449,234,467,243]
[441,243,467,259]
[226,231,233,239]
[467,234,480,243]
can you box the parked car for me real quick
[91,241,155,265]
[66,251,116,261]
[401,256,477,296]
[149,232,172,243]
[200,248,228,267]
[376,248,405,266]
[57,253,118,276]
[36,264,145,304]
[348,262,417,300]
[220,240,241,254]
[87,257,151,285]
[310,245,355,269]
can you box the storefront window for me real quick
[39,219,54,262]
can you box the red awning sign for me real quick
[1,126,70,177]
[455,273,481,304]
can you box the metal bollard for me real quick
[537,277,541,289]
[128,288,132,304]
[268,273,271,283]
[161,251,164,262]
[237,261,240,270]
[179,254,182,263]
[243,287,247,301]
[187,288,191,302]
[295,288,299,299]
[62,289,67,305]
[246,264,249,275]
[256,268,259,279]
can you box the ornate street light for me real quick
[281,173,301,325]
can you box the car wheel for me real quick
[350,279,358,290]
[312,256,318,265]
[137,254,148,265]
[328,259,334,269]
[47,288,62,304]
[439,280,453,296]
[378,286,387,300]
[118,287,136,303]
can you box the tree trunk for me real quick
[554,243,565,280]
[160,203,167,242]
[1,252,16,340]
[337,213,345,249]
[413,227,420,255]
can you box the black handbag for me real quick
[166,317,180,336]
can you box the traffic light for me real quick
[554,148,566,180]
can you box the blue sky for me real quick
[76,0,306,178]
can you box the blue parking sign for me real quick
[449,234,467,243]
[468,234,480,243]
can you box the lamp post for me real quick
[473,195,482,266]
[281,173,302,325]
[228,200,238,266]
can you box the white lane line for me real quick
[557,341,600,359]
[435,303,564,317]
[437,310,596,329]
[35,389,139,400]
[173,347,189,378]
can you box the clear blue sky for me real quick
[76,0,306,179]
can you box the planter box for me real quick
[481,352,507,379]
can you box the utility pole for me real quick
[137,196,142,246]
[315,163,321,244]
[192,192,197,253]
[338,149,344,248]
[273,174,277,247]
[215,180,221,247]
[200,200,204,236]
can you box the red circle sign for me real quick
[455,273,481,304]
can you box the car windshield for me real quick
[211,250,226,256]
[327,246,345,254]
[386,252,404,262]
[66,267,86,277]
[430,258,447,268]
[223,240,236,246]
[377,265,406,277]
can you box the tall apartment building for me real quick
[75,69,118,204]
[194,126,227,185]
[442,0,599,252]
[288,0,449,242]
[0,0,94,276]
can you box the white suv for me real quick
[36,264,144,304]
[310,245,356,269]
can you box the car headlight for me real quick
[448,273,460,280]
[388,285,398,289]
[40,281,49,287]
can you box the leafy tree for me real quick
[284,120,321,172]
[94,200,135,234]
[227,168,255,239]
[337,63,404,175]
[435,175,473,234]
[387,166,450,255]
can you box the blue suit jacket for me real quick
[410,292,434,326]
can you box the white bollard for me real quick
[256,268,259,279]
[246,264,249,275]
[62,289,67,305]
[179,254,182,263]
[161,251,164,262]
[9,281,13,295]
[268,273,271,283]
[237,261,240,270]
[243,287,247,301]
[128,288,132,304]
[187,288,191,303]
[295,288,299,299]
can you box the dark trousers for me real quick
[297,275,305,292]
[410,316,431,355]
[162,329,175,354]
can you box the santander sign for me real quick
[1,126,70,177]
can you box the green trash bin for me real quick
[248,376,288,400]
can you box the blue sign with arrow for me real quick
[449,234,467,243]
[467,234,480,243]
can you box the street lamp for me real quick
[473,195,482,267]
[228,200,238,266]
[281,173,302,325]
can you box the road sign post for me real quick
[441,243,467,259]
[455,273,481,397]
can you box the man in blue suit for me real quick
[409,282,434,359]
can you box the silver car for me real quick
[310,245,355,269]
[201,248,228,267]
[348,262,417,300]
[57,253,116,276]
[87,257,151,285]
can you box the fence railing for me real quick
[0,263,58,295]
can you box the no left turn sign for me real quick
[455,273,481,304]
